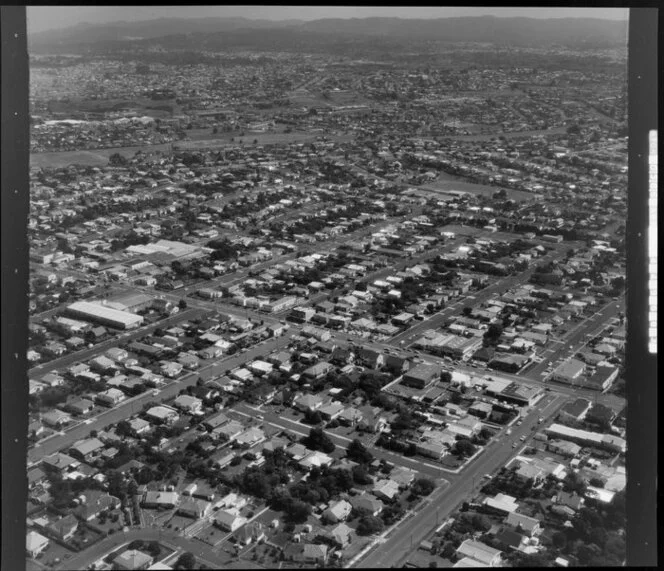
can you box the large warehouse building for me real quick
[66,301,144,330]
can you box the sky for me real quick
[26,6,629,34]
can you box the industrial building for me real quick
[66,301,144,330]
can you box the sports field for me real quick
[418,174,540,202]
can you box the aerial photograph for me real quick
[21,6,633,570]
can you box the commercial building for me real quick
[402,363,440,389]
[66,301,144,330]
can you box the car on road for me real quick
[545,387,552,391]
[512,443,518,448]
[516,420,523,426]
[538,417,544,423]
[520,435,526,441]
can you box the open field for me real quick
[30,145,172,169]
[31,131,354,169]
[418,174,540,201]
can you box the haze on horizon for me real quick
[27,5,629,34]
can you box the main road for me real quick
[388,245,568,347]
[28,308,206,379]
[27,334,293,464]
[354,392,568,568]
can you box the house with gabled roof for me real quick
[505,512,542,537]
[177,497,212,519]
[233,521,266,546]
[321,522,353,548]
[494,528,527,551]
[47,514,79,541]
[70,437,105,463]
[319,401,345,421]
[214,509,247,532]
[42,452,78,474]
[26,530,49,558]
[322,499,353,523]
[74,491,121,521]
[456,539,503,567]
[372,479,400,502]
[293,393,325,412]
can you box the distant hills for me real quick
[29,16,628,53]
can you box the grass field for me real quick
[30,144,172,169]
[418,174,540,202]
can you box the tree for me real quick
[303,409,323,425]
[178,299,187,310]
[357,515,384,536]
[412,478,436,496]
[462,306,473,317]
[347,439,373,464]
[174,552,196,570]
[285,498,311,523]
[109,153,128,167]
[303,427,335,453]
[453,439,476,458]
[484,323,504,341]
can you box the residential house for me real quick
[74,491,121,521]
[322,499,353,523]
[41,409,72,428]
[113,549,154,571]
[145,405,179,425]
[26,531,49,558]
[214,509,248,532]
[482,493,519,515]
[42,452,78,475]
[173,395,204,415]
[142,491,179,509]
[356,348,384,369]
[287,543,329,565]
[372,479,400,502]
[299,451,334,471]
[390,467,416,489]
[69,437,105,463]
[96,388,126,407]
[494,528,528,551]
[177,497,212,519]
[505,512,542,537]
[67,398,95,416]
[319,402,345,421]
[555,491,584,512]
[302,361,334,380]
[322,522,353,548]
[47,514,79,541]
[233,522,266,546]
[293,393,325,412]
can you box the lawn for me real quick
[35,539,76,568]
[30,144,172,169]
[239,542,282,567]
[341,535,372,561]
[166,513,196,533]
[193,522,229,547]
[89,509,125,535]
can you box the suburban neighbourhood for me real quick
[22,9,629,570]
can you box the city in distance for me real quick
[24,8,627,571]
